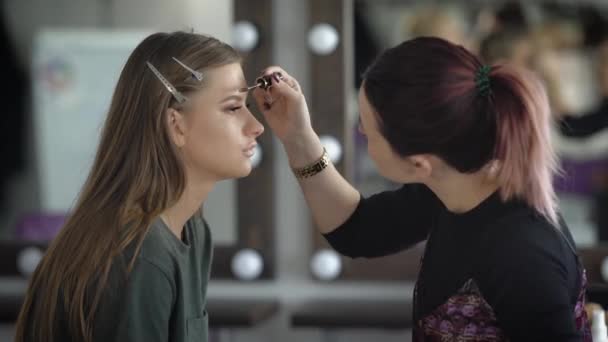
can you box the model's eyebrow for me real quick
[220,93,246,103]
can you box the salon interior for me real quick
[3,0,608,341]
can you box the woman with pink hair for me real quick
[255,37,590,341]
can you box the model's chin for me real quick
[234,159,253,178]
[211,156,255,181]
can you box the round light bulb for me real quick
[601,257,608,282]
[308,23,340,55]
[310,249,342,280]
[231,248,264,280]
[232,21,259,52]
[319,135,343,163]
[592,309,608,341]
[17,247,44,277]
[250,144,263,168]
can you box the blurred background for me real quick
[2,0,608,341]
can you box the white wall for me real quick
[4,0,232,64]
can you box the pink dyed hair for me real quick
[491,65,559,225]
[363,37,560,225]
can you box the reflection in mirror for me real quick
[353,0,608,249]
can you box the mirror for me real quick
[308,0,608,282]
[353,0,608,248]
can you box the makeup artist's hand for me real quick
[252,67,314,145]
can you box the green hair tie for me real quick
[475,65,492,97]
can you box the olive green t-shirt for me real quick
[90,213,213,341]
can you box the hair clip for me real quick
[146,61,187,104]
[172,57,204,81]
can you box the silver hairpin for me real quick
[172,57,204,81]
[146,61,187,104]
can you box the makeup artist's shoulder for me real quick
[487,209,565,252]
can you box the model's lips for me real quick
[243,143,257,157]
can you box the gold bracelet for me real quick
[292,148,330,179]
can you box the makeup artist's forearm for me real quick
[283,131,360,234]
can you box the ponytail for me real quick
[490,65,560,225]
[363,37,560,225]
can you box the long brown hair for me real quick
[15,31,240,342]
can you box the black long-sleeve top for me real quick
[324,184,590,341]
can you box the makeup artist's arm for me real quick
[253,67,440,257]
[252,67,359,235]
